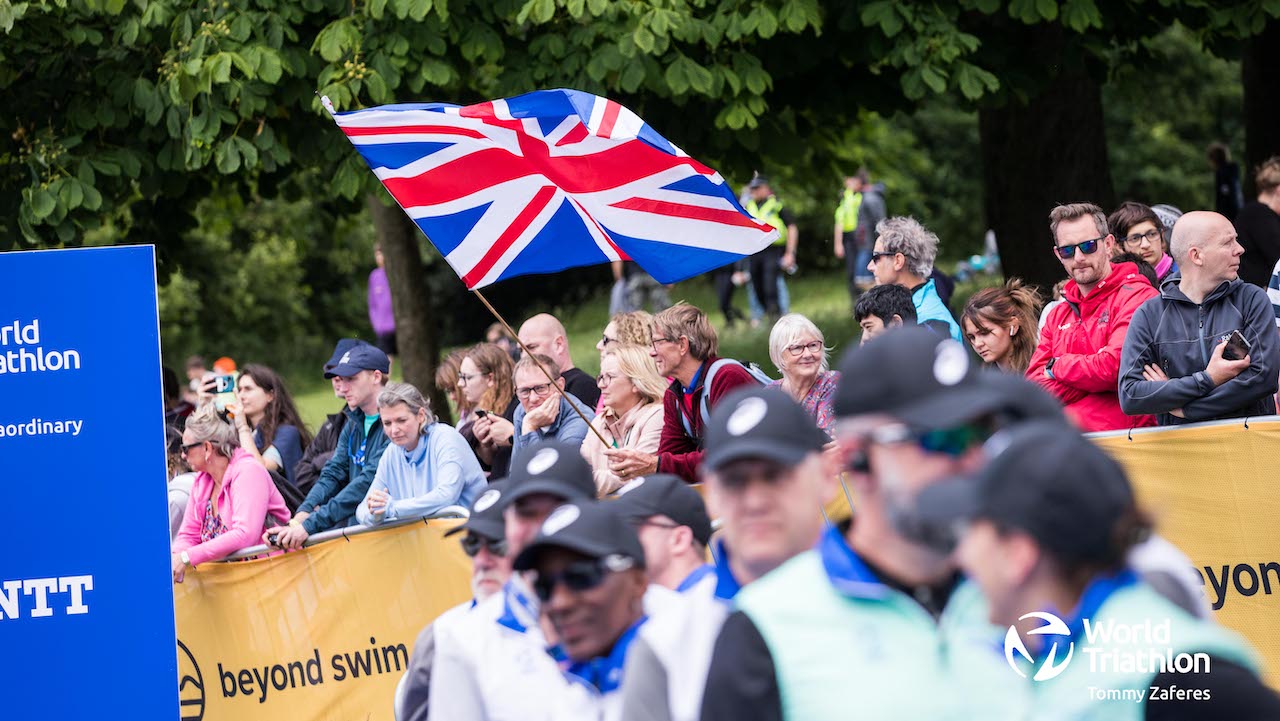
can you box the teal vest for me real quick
[735,529,1029,720]
[1024,579,1257,721]
[746,196,787,246]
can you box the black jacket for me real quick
[1119,276,1278,425]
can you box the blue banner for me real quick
[0,246,177,719]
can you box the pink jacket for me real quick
[173,448,291,566]
[580,402,664,495]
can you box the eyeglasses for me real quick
[460,533,508,558]
[597,372,621,387]
[869,251,898,262]
[1054,236,1105,260]
[868,422,993,458]
[458,372,485,385]
[786,340,824,357]
[532,555,636,602]
[180,441,205,455]
[600,334,618,347]
[651,337,678,350]
[1123,229,1162,247]
[515,383,554,400]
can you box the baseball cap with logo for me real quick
[512,500,646,572]
[833,327,1046,432]
[609,474,713,546]
[444,480,508,542]
[916,420,1138,561]
[501,441,597,508]
[325,341,391,379]
[701,387,828,472]
[324,338,364,375]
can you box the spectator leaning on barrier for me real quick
[428,442,598,721]
[270,342,391,550]
[618,387,831,721]
[609,474,713,594]
[172,405,291,582]
[356,382,487,526]
[867,216,962,341]
[605,303,761,484]
[292,339,358,496]
[767,313,840,434]
[397,481,514,721]
[854,283,917,346]
[519,313,602,408]
[581,346,667,495]
[701,330,1039,721]
[510,354,596,467]
[1027,202,1159,433]
[923,421,1280,720]
[513,500,650,720]
[1119,211,1279,425]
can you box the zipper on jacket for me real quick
[1198,306,1209,365]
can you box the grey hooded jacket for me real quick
[1119,275,1278,425]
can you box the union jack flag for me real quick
[325,89,778,290]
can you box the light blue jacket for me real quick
[356,422,487,525]
[913,278,962,342]
[511,392,595,466]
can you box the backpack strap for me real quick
[698,359,735,431]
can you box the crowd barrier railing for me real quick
[218,505,471,562]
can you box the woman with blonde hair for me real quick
[458,342,518,478]
[593,309,656,413]
[581,345,667,494]
[171,404,290,582]
[767,314,839,434]
[961,279,1042,374]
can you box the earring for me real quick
[1010,326,1018,337]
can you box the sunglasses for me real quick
[869,423,993,458]
[1054,236,1105,260]
[532,554,635,602]
[869,251,898,262]
[180,441,205,454]
[460,533,508,558]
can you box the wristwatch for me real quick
[180,551,191,567]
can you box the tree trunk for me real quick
[979,36,1116,294]
[367,195,452,425]
[1242,18,1280,199]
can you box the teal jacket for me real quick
[913,278,962,342]
[298,405,390,533]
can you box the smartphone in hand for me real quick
[1223,330,1252,361]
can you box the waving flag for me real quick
[324,89,778,289]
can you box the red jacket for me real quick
[657,356,759,482]
[1026,261,1159,432]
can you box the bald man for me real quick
[1120,210,1279,425]
[517,313,601,407]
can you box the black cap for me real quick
[609,475,713,546]
[833,327,1022,431]
[513,500,646,571]
[325,341,390,379]
[916,421,1137,562]
[444,480,508,542]
[702,387,828,472]
[502,441,597,508]
[323,338,364,375]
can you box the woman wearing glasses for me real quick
[581,345,667,494]
[458,343,518,479]
[593,310,656,413]
[766,314,839,433]
[1109,201,1178,282]
[171,404,290,582]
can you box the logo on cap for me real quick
[727,397,769,436]
[1004,611,1074,681]
[339,351,352,364]
[541,504,580,536]
[616,478,645,496]
[474,489,501,513]
[527,447,560,475]
[933,341,969,386]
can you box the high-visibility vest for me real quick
[834,188,862,233]
[746,196,787,246]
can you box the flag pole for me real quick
[471,288,612,448]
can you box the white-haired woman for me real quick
[581,345,667,494]
[767,314,840,434]
[357,382,487,526]
[172,405,291,582]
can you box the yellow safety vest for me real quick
[834,188,862,233]
[746,196,787,246]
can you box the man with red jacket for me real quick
[1027,202,1159,432]
[605,303,760,483]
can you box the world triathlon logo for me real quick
[1004,611,1075,681]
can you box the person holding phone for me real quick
[1120,211,1280,425]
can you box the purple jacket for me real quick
[368,267,395,334]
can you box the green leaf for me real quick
[120,18,140,45]
[619,60,645,92]
[920,65,947,94]
[91,158,122,176]
[407,0,429,21]
[633,26,654,53]
[59,179,85,210]
[31,189,56,220]
[756,7,778,38]
[369,0,387,19]
[82,185,102,211]
[1036,0,1059,21]
[104,0,125,14]
[258,50,283,83]
[214,139,241,173]
[664,59,689,94]
[233,136,258,169]
[683,57,713,94]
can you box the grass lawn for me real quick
[290,267,1001,430]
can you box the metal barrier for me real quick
[219,505,470,562]
[1086,413,1273,440]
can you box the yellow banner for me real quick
[174,520,471,721]
[1094,418,1280,687]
